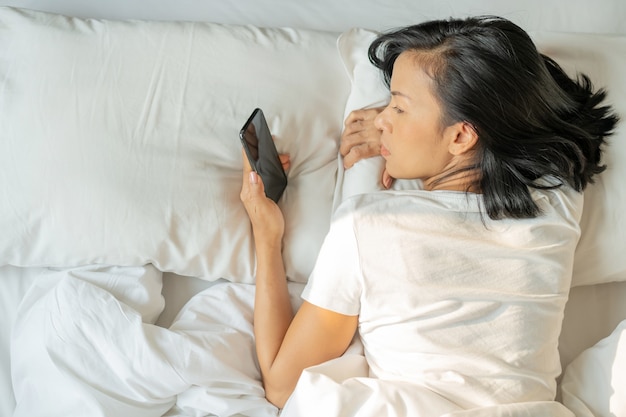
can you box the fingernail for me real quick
[249,171,258,184]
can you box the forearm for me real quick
[253,238,294,395]
[239,149,297,406]
[253,239,360,407]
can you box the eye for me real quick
[391,106,404,114]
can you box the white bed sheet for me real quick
[0,267,48,417]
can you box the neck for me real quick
[422,164,481,193]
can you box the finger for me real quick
[341,124,380,153]
[241,169,267,204]
[339,131,364,157]
[382,168,394,189]
[340,119,381,156]
[279,153,291,171]
[241,148,253,173]
[343,142,381,169]
[241,148,252,191]
[344,106,386,127]
[240,148,264,198]
[343,109,365,127]
[341,119,367,138]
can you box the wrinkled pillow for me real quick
[334,28,626,287]
[332,28,423,212]
[0,7,350,282]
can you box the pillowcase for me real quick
[334,28,626,287]
[0,7,350,282]
[560,319,626,416]
[532,32,626,287]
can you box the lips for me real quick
[380,144,390,157]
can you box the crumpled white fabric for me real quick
[10,270,303,417]
[282,353,575,417]
[10,266,178,417]
[11,269,576,417]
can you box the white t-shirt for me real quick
[301,187,582,408]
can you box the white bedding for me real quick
[4,268,625,417]
[6,270,580,417]
[9,270,306,417]
[1,1,626,416]
[0,267,47,417]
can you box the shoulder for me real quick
[530,185,584,226]
[333,189,483,220]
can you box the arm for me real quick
[340,106,393,188]
[239,150,358,408]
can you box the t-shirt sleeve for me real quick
[301,206,362,316]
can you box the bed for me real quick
[0,0,625,416]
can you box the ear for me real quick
[446,122,478,156]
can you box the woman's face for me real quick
[374,51,458,188]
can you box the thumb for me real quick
[382,169,394,189]
[248,171,266,195]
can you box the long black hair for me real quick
[368,16,619,220]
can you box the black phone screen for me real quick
[239,108,287,202]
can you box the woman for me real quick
[240,16,618,410]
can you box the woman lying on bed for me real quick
[240,16,619,410]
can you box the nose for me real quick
[374,108,390,133]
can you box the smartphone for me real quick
[239,108,288,203]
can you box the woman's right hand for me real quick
[239,149,290,246]
[340,106,394,189]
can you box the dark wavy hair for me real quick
[368,16,620,220]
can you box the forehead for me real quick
[391,52,438,98]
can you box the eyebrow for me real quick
[391,91,412,101]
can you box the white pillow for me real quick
[560,319,626,417]
[332,28,423,211]
[0,7,350,282]
[532,32,626,287]
[334,28,626,287]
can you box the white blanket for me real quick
[11,272,293,417]
[284,356,574,417]
[11,272,575,417]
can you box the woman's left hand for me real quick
[340,106,395,189]
[340,107,385,168]
[239,149,290,245]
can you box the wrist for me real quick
[254,235,283,254]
